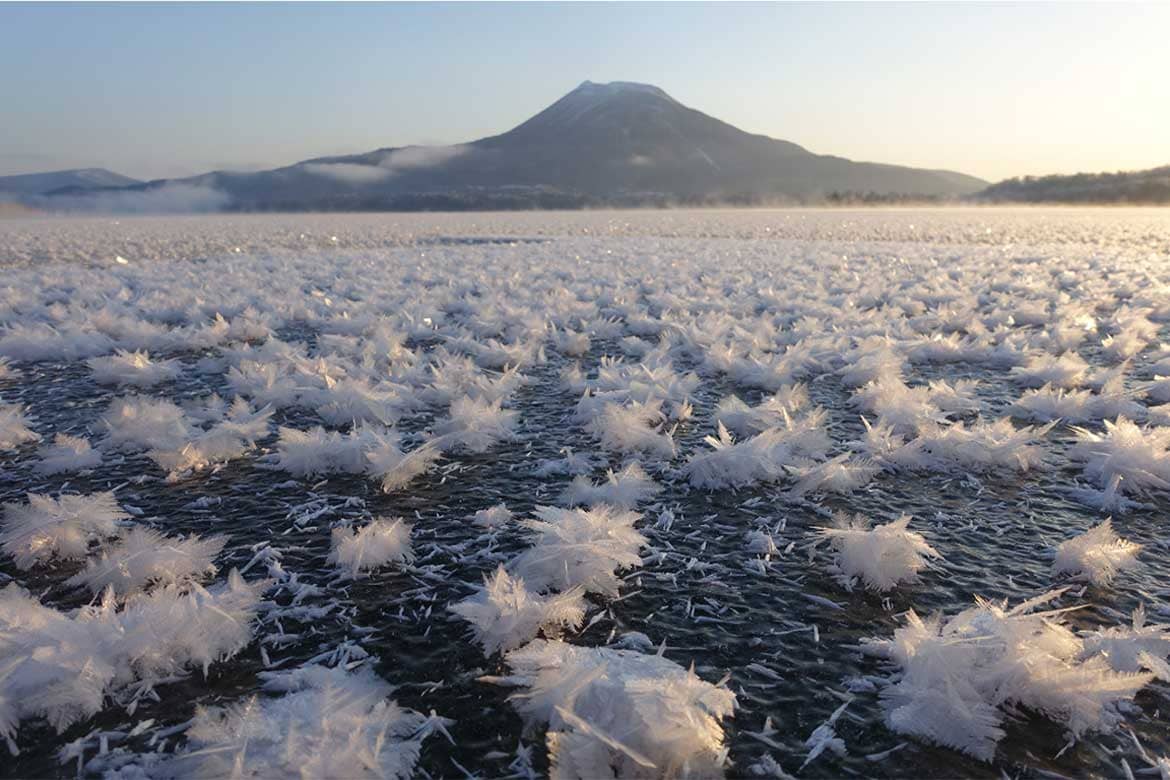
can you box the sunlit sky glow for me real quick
[2,1,1167,183]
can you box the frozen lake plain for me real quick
[1,208,1169,778]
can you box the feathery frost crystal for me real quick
[512,505,646,597]
[1,492,127,569]
[863,590,1156,760]
[495,639,736,779]
[328,517,414,577]
[450,566,586,655]
[1052,520,1141,586]
[168,664,445,779]
[818,514,940,591]
[66,527,226,595]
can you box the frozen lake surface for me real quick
[2,208,1169,778]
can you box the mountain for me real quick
[33,81,986,211]
[977,165,1170,204]
[0,168,140,198]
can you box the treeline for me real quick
[222,188,956,212]
[226,189,596,213]
[822,191,948,205]
[977,166,1170,204]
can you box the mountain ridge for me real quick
[0,168,141,198]
[25,81,988,212]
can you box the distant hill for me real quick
[978,165,1170,204]
[0,168,140,199]
[24,81,986,212]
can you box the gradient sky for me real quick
[2,2,1167,183]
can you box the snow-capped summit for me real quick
[574,79,676,100]
[510,80,680,136]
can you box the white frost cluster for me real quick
[851,377,949,435]
[511,505,646,597]
[863,590,1159,761]
[275,423,388,475]
[275,424,439,492]
[453,499,648,657]
[365,434,442,492]
[471,503,513,529]
[0,402,39,450]
[560,461,662,509]
[856,417,1050,475]
[818,514,941,591]
[788,452,879,497]
[0,570,266,751]
[1080,605,1170,678]
[494,639,736,779]
[35,433,102,474]
[0,491,127,569]
[450,566,586,654]
[66,526,226,595]
[713,386,807,437]
[1012,381,1144,424]
[1052,520,1141,586]
[432,395,518,454]
[1010,352,1090,389]
[328,517,414,578]
[684,418,829,490]
[99,395,272,478]
[98,396,194,452]
[167,665,446,779]
[583,398,677,461]
[0,323,114,362]
[1069,418,1170,505]
[87,349,181,387]
[911,418,1052,474]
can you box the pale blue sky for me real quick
[2,2,1166,182]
